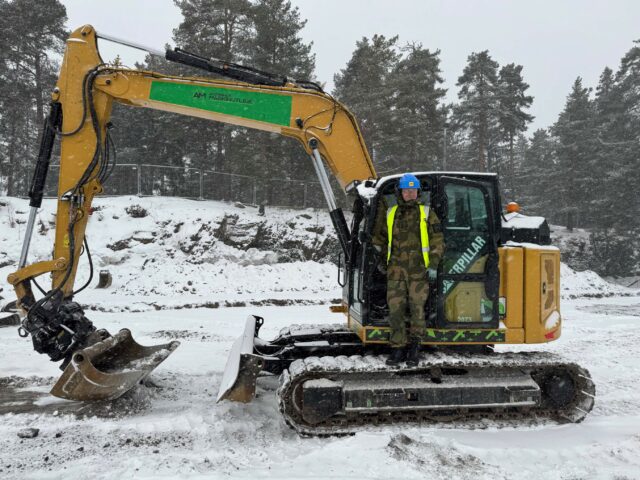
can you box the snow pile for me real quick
[0,196,341,311]
[502,211,545,229]
[560,263,638,299]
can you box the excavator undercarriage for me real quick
[219,317,595,435]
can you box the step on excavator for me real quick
[7,25,594,432]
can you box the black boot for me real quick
[386,347,406,366]
[405,339,421,366]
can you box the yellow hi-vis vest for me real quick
[386,204,430,269]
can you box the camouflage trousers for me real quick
[387,278,429,347]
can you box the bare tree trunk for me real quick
[34,52,45,136]
[478,121,486,171]
[6,120,17,197]
[509,135,514,183]
[214,124,224,171]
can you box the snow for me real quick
[355,171,498,204]
[560,263,638,299]
[504,240,558,251]
[1,196,640,478]
[501,212,546,229]
[0,196,341,313]
[1,298,639,479]
[355,182,378,202]
[375,171,497,187]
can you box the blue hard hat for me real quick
[398,173,421,190]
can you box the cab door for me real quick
[436,176,500,328]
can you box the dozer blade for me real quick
[50,329,180,401]
[217,315,265,403]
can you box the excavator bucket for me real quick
[50,329,180,401]
[217,316,265,403]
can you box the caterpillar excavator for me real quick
[6,25,594,434]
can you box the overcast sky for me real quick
[62,0,639,133]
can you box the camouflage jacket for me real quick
[372,192,445,281]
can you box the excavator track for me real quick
[277,351,595,436]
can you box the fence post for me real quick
[252,178,257,205]
[199,169,204,200]
[137,164,142,196]
[303,183,308,209]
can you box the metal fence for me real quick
[43,163,338,209]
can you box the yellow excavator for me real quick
[6,25,594,434]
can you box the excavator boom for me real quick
[7,24,375,402]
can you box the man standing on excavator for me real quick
[373,173,445,366]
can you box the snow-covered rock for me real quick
[0,196,341,312]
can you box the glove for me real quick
[427,268,437,283]
[377,261,387,275]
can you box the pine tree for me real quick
[333,35,400,173]
[387,44,447,171]
[0,0,67,196]
[173,0,252,61]
[171,0,253,173]
[248,0,314,79]
[506,133,529,202]
[233,0,317,206]
[594,41,640,267]
[497,63,533,188]
[517,129,558,219]
[591,66,622,226]
[552,77,598,228]
[0,0,66,126]
[454,51,500,172]
[610,42,640,229]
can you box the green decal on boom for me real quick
[149,81,292,126]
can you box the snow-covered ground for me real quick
[1,297,640,479]
[1,196,639,479]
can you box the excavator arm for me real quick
[6,25,376,401]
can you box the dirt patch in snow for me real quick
[150,329,233,342]
[386,433,507,479]
[576,303,640,316]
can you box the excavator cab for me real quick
[349,173,501,336]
